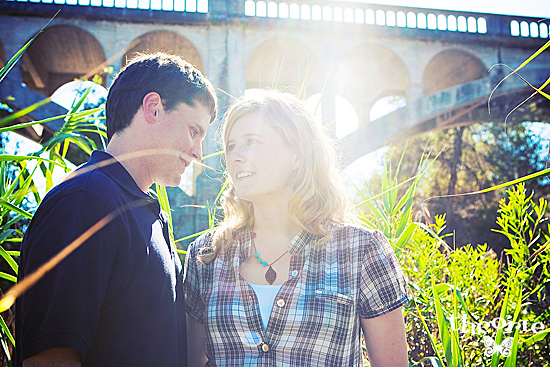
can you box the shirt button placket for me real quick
[261,343,270,352]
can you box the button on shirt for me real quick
[183,224,409,367]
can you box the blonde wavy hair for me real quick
[199,90,355,263]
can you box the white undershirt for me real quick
[248,283,283,330]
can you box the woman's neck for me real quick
[252,203,301,243]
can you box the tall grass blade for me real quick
[522,328,550,346]
[432,277,452,366]
[0,98,52,128]
[0,11,59,83]
[155,184,175,247]
[0,246,18,274]
[413,295,446,365]
[0,199,33,219]
[0,273,17,282]
[0,315,14,347]
[490,285,512,367]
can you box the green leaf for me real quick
[0,272,17,283]
[395,222,416,252]
[412,295,446,364]
[0,198,33,219]
[155,184,175,248]
[0,154,66,168]
[174,228,211,243]
[0,314,15,347]
[522,328,550,346]
[0,98,53,128]
[479,167,550,195]
[0,10,59,84]
[432,277,453,366]
[491,286,512,367]
[0,246,19,274]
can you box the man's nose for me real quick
[190,140,202,161]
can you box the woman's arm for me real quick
[187,313,208,367]
[360,307,408,367]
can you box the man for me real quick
[15,52,217,367]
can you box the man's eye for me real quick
[227,144,235,152]
[191,128,199,137]
[247,138,259,145]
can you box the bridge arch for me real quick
[332,44,409,125]
[20,25,107,96]
[245,38,324,96]
[122,31,204,70]
[423,49,486,95]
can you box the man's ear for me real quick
[142,92,163,124]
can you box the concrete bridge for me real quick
[1,0,549,243]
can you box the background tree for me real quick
[365,119,550,255]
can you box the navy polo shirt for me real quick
[15,150,187,367]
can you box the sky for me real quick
[338,0,550,18]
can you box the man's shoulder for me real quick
[45,160,122,204]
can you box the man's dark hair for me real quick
[105,52,218,141]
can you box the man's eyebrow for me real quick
[195,124,206,137]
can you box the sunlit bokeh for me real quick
[304,93,359,140]
[369,95,406,122]
[51,80,108,111]
[2,133,75,200]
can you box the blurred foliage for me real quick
[358,155,549,366]
[365,120,550,256]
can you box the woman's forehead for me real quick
[226,111,272,137]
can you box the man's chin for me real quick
[156,177,182,188]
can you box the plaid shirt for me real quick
[183,224,409,367]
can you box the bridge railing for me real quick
[242,0,550,40]
[2,0,208,12]
[1,0,549,40]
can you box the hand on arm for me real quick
[187,313,207,367]
[22,348,81,367]
[361,307,408,367]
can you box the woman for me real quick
[184,90,409,366]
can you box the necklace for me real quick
[250,231,289,285]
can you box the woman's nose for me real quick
[229,144,246,162]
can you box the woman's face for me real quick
[225,111,299,205]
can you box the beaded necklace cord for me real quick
[250,231,289,285]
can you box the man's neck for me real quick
[106,137,152,193]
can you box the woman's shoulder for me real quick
[186,230,217,258]
[186,227,246,259]
[331,222,378,239]
[329,223,389,252]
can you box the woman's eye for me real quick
[227,144,235,152]
[247,138,259,145]
[191,128,199,137]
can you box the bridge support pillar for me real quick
[192,21,247,238]
[407,84,423,103]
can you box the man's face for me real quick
[152,101,211,187]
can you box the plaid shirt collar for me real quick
[236,229,317,264]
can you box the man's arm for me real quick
[186,313,207,367]
[22,348,81,367]
[360,307,408,367]
[17,190,118,365]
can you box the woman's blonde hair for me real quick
[199,89,355,263]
